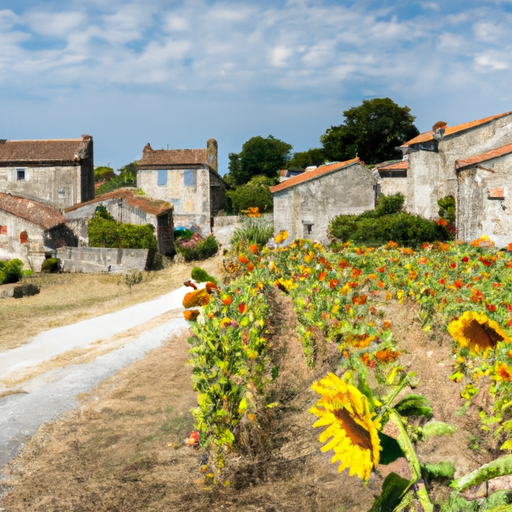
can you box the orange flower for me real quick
[238,302,247,314]
[183,309,200,321]
[383,320,391,329]
[352,295,368,306]
[183,288,210,308]
[222,295,233,305]
[455,279,463,289]
[374,349,400,363]
[329,279,339,289]
[496,362,512,381]
[239,254,249,264]
[377,281,385,289]
[205,282,218,293]
[386,241,398,248]
[318,271,327,281]
[351,268,362,279]
[249,244,258,255]
[247,262,255,272]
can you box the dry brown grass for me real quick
[0,255,221,353]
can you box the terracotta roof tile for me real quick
[269,158,363,193]
[138,143,209,168]
[377,160,408,170]
[489,187,505,198]
[0,192,65,229]
[0,136,92,164]
[65,187,173,216]
[455,142,512,169]
[402,111,512,147]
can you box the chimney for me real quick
[207,139,218,173]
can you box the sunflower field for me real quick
[182,231,512,509]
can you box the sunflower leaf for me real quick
[394,394,433,419]
[368,472,411,512]
[378,431,405,465]
[451,454,512,491]
[421,421,457,438]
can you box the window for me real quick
[0,225,6,235]
[183,169,196,187]
[157,170,167,186]
[17,169,25,181]
[58,188,66,198]
[20,231,28,243]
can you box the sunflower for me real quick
[309,373,382,482]
[448,311,509,355]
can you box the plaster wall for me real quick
[0,166,85,209]
[457,154,512,247]
[408,115,512,219]
[273,164,375,246]
[380,177,408,202]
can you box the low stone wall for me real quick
[213,215,240,227]
[56,247,149,273]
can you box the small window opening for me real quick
[17,169,25,181]
[157,170,167,186]
[20,231,28,243]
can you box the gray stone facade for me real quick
[270,159,376,246]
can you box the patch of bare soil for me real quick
[0,293,495,511]
[0,255,221,353]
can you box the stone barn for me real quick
[456,142,512,248]
[374,160,409,201]
[269,158,376,245]
[64,188,175,257]
[398,111,512,220]
[0,135,94,209]
[0,192,77,270]
[136,139,225,235]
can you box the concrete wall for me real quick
[407,115,512,219]
[56,246,149,273]
[457,154,512,247]
[273,163,376,246]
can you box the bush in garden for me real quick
[175,235,218,262]
[191,266,217,284]
[0,258,24,284]
[375,192,405,216]
[41,258,61,273]
[227,182,273,214]
[231,215,274,248]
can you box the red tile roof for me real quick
[402,111,512,147]
[377,160,408,170]
[65,187,173,216]
[0,192,65,229]
[269,158,363,193]
[455,142,512,170]
[138,143,209,168]
[0,136,92,164]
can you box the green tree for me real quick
[226,175,274,213]
[228,135,292,185]
[320,98,419,165]
[287,148,326,169]
[96,161,139,195]
[94,166,115,183]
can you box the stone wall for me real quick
[56,246,149,273]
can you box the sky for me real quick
[2,0,512,174]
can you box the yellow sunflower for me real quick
[309,373,382,482]
[448,311,509,355]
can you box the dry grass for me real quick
[0,256,221,353]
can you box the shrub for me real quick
[231,215,274,247]
[87,211,158,269]
[375,193,404,216]
[0,259,24,284]
[191,266,218,284]
[125,268,143,290]
[174,228,193,240]
[176,235,219,262]
[438,195,456,224]
[227,183,273,214]
[41,258,61,273]
[13,282,40,299]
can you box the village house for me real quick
[0,135,95,209]
[456,142,512,248]
[269,158,376,245]
[398,111,512,220]
[136,139,224,235]
[373,160,409,199]
[0,192,77,271]
[64,188,174,257]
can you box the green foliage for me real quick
[375,193,405,216]
[439,195,456,224]
[125,268,143,290]
[451,454,512,492]
[227,135,292,185]
[320,97,419,165]
[287,148,326,169]
[95,161,139,195]
[231,216,274,248]
[421,461,455,480]
[394,394,433,418]
[421,421,458,438]
[369,472,411,512]
[94,166,115,183]
[0,258,24,284]
[227,182,273,214]
[94,204,113,220]
[41,258,61,273]
[13,282,40,299]
[191,266,217,284]
[87,211,157,268]
[329,211,452,247]
[175,235,218,262]
[174,228,193,240]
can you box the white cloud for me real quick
[474,52,509,71]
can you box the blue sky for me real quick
[1,0,512,173]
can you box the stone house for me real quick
[373,160,408,199]
[456,142,512,248]
[269,158,376,245]
[398,111,512,220]
[0,135,94,209]
[137,139,225,235]
[64,188,174,257]
[0,192,77,270]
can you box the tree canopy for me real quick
[287,148,326,169]
[320,98,419,165]
[227,135,292,185]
